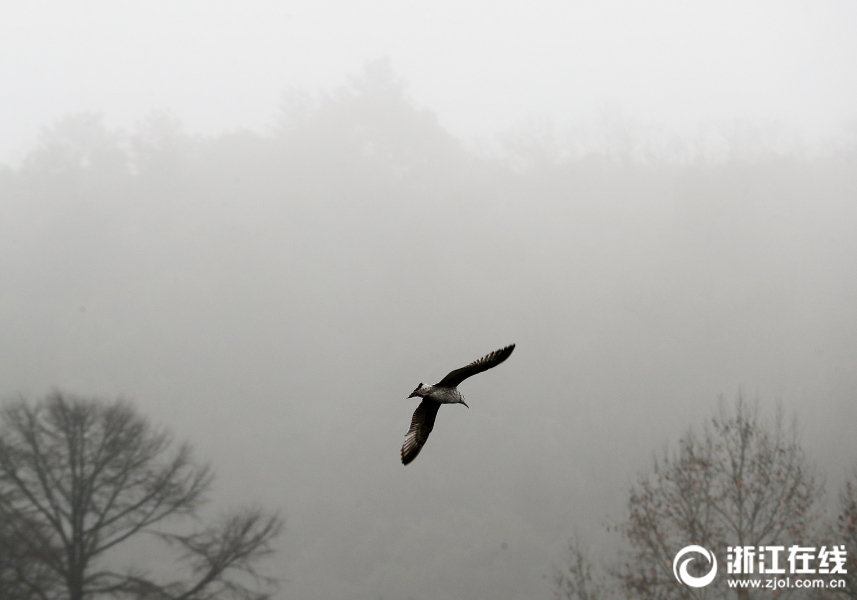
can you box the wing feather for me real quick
[435,344,515,388]
[401,399,442,465]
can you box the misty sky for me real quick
[2,0,856,164]
[2,3,857,599]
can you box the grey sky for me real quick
[2,0,856,164]
[2,3,856,598]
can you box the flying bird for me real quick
[401,344,515,465]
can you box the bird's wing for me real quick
[435,344,515,388]
[401,399,442,465]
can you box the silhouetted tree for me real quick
[0,505,61,600]
[829,467,857,598]
[25,113,128,175]
[556,395,823,600]
[553,533,615,600]
[620,396,822,599]
[276,58,463,186]
[0,392,282,600]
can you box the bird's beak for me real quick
[407,391,418,399]
[461,401,469,408]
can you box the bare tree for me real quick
[828,466,857,598]
[0,505,61,600]
[557,395,823,600]
[0,392,282,600]
[553,533,617,600]
[617,396,822,599]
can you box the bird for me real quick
[401,344,515,465]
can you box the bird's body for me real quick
[407,384,465,405]
[401,344,515,465]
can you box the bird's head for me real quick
[408,383,424,398]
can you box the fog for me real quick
[3,0,857,164]
[1,3,856,599]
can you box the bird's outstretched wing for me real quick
[435,344,515,388]
[401,399,442,465]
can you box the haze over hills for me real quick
[1,63,855,598]
[3,0,857,166]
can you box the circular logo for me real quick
[673,545,718,588]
